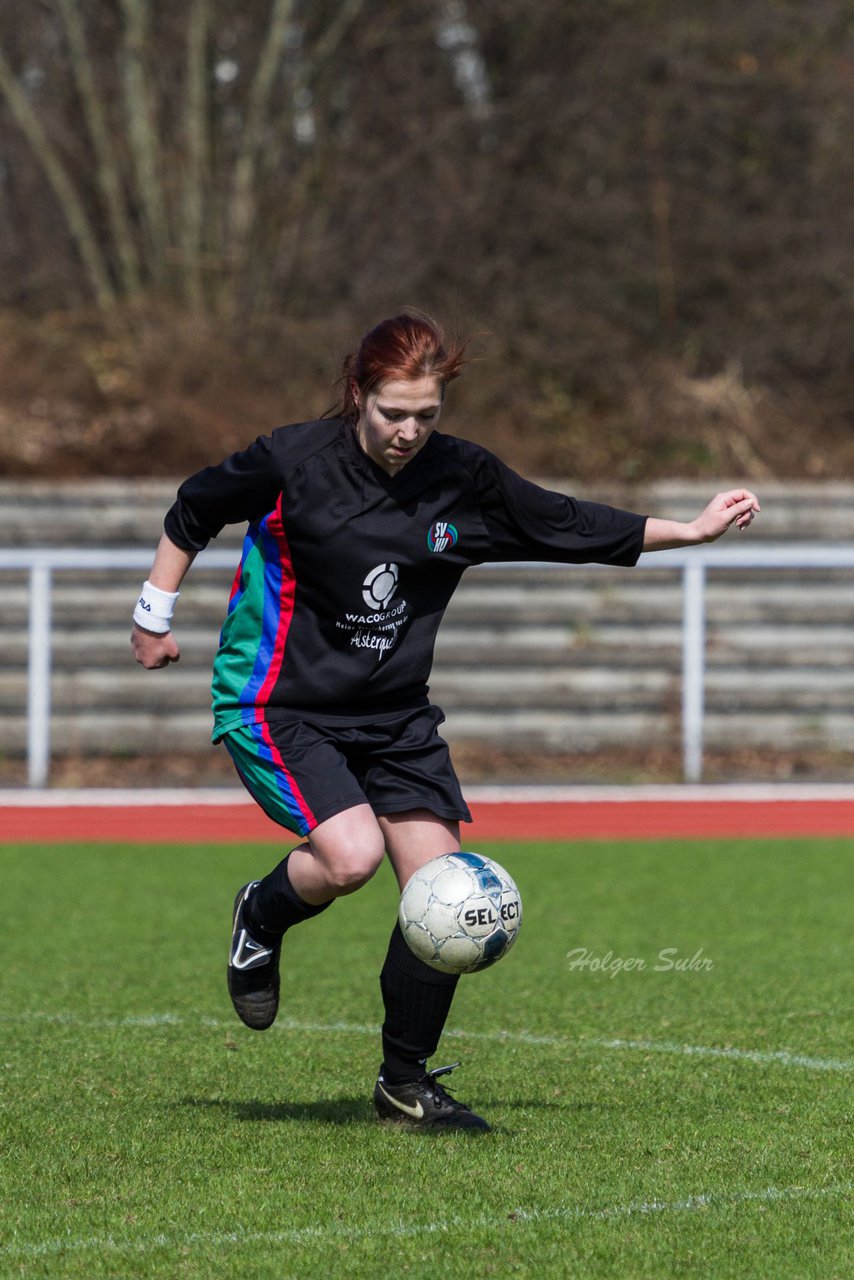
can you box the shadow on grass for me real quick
[180,1095,370,1126]
[179,1092,597,1131]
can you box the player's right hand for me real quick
[131,623,181,669]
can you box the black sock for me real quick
[245,853,332,941]
[379,922,459,1084]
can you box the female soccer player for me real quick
[132,313,759,1132]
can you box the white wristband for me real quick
[133,580,179,634]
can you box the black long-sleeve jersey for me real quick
[164,417,647,739]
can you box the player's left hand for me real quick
[691,489,760,543]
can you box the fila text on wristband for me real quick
[133,580,179,634]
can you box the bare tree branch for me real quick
[307,0,368,75]
[0,37,116,307]
[181,0,211,311]
[244,0,368,314]
[55,0,142,298]
[228,0,298,271]
[118,0,169,285]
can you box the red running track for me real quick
[3,797,854,843]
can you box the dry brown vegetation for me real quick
[1,1,854,482]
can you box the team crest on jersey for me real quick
[427,521,458,554]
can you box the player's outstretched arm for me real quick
[131,533,197,670]
[642,488,760,552]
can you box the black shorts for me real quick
[222,704,471,837]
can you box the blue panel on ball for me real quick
[455,852,488,870]
[480,929,509,966]
[476,867,502,894]
[456,851,502,895]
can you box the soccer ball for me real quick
[399,852,523,974]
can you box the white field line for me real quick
[2,1181,851,1262]
[589,1036,854,1072]
[4,783,854,806]
[4,1010,853,1073]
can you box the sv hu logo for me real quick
[427,521,458,554]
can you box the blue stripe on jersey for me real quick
[231,721,314,836]
[250,721,311,831]
[219,526,254,646]
[236,514,285,709]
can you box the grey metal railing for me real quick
[1,544,851,788]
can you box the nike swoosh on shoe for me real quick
[375,1081,425,1120]
[231,929,274,970]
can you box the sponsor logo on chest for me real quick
[334,562,408,661]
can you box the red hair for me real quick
[338,313,468,419]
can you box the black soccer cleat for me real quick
[227,882,282,1030]
[373,1063,491,1132]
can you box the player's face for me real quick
[355,375,444,475]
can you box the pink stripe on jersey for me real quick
[256,716,316,831]
[256,494,297,708]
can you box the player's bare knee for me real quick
[325,842,385,895]
[318,824,386,896]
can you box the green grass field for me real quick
[2,837,852,1279]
